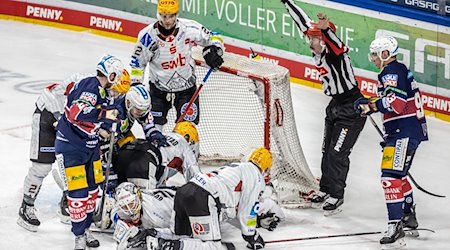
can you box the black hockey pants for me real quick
[319,99,366,199]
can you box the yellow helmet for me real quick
[248,147,272,172]
[157,0,179,15]
[113,69,131,94]
[173,121,199,145]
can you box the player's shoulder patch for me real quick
[381,73,398,87]
[140,33,153,48]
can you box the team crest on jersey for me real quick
[381,74,398,87]
[80,91,97,105]
[180,103,198,122]
[192,222,210,235]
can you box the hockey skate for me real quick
[310,191,330,209]
[402,205,419,237]
[322,197,343,216]
[380,221,406,249]
[74,234,87,250]
[86,230,100,248]
[58,193,71,225]
[17,200,40,232]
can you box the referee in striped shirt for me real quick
[281,0,366,214]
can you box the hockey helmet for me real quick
[112,69,131,95]
[248,147,272,172]
[368,36,399,62]
[115,182,142,222]
[157,0,179,15]
[125,85,151,119]
[173,121,199,146]
[96,55,124,86]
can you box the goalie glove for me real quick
[202,45,224,70]
[242,231,265,250]
[257,212,280,231]
[126,228,159,249]
[114,220,139,250]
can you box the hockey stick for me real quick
[266,228,435,244]
[92,122,117,225]
[175,67,213,123]
[52,168,65,191]
[367,115,446,198]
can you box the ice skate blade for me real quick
[17,217,38,232]
[405,229,419,237]
[323,207,343,217]
[381,238,406,249]
[58,210,71,225]
[311,202,324,209]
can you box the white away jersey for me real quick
[159,131,200,183]
[190,162,265,236]
[141,188,176,229]
[111,187,175,229]
[35,73,89,117]
[130,18,223,92]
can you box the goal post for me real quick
[165,46,319,206]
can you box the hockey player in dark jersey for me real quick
[17,70,131,233]
[355,36,428,249]
[55,55,125,250]
[281,0,366,215]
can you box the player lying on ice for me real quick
[112,147,285,250]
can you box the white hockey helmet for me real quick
[115,182,142,222]
[96,55,124,85]
[125,85,151,119]
[368,36,399,62]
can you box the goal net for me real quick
[164,46,319,205]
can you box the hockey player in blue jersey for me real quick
[354,36,428,249]
[55,55,125,250]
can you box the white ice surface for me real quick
[0,20,449,250]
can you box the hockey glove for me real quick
[146,128,168,147]
[126,228,158,249]
[242,231,265,250]
[257,212,280,231]
[354,97,378,116]
[202,45,224,70]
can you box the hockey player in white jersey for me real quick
[159,121,201,184]
[17,71,130,232]
[130,0,224,128]
[137,147,273,250]
[113,182,284,249]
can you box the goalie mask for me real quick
[125,85,151,119]
[96,55,124,87]
[115,182,142,223]
[248,147,273,172]
[157,0,179,30]
[173,121,199,158]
